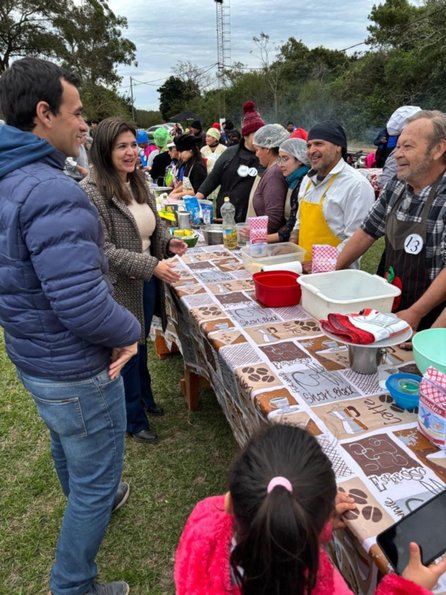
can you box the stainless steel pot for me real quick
[348,345,387,375]
[202,224,224,245]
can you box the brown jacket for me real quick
[81,174,171,342]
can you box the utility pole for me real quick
[214,0,231,119]
[130,76,136,123]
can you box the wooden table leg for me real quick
[180,365,201,411]
[154,335,179,360]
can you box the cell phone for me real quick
[376,489,446,575]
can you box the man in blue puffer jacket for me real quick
[0,58,140,595]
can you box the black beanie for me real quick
[308,120,347,149]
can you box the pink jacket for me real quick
[174,495,433,595]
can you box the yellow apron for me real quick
[299,175,341,260]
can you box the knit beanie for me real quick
[174,133,197,152]
[308,121,347,148]
[206,127,221,141]
[190,119,202,131]
[241,100,265,137]
[153,127,171,148]
[212,122,221,130]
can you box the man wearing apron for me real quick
[337,110,446,331]
[297,121,375,272]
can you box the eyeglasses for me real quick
[277,155,291,164]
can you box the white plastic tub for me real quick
[297,270,401,320]
[241,242,305,274]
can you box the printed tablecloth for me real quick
[163,244,446,594]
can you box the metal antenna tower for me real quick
[214,0,231,76]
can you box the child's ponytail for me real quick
[229,425,336,595]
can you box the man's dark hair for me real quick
[0,58,80,131]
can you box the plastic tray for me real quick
[297,270,401,320]
[241,242,305,274]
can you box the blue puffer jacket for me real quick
[0,125,140,380]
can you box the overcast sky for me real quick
[106,0,386,112]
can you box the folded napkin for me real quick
[320,308,411,344]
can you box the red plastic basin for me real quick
[253,271,301,307]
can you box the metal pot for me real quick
[202,224,224,245]
[348,345,387,375]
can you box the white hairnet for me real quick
[387,105,422,136]
[253,124,290,149]
[279,138,310,165]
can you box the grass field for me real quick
[0,240,384,594]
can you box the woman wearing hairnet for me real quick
[269,138,311,243]
[245,124,289,234]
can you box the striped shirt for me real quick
[361,172,446,281]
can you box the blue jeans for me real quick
[17,367,126,595]
[121,278,157,434]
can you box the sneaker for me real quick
[112,482,130,513]
[85,581,129,594]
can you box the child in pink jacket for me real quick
[175,424,446,595]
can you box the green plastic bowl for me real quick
[412,328,446,374]
[173,230,199,247]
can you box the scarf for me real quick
[286,164,309,189]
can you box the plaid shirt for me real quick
[361,172,446,281]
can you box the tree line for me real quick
[2,0,445,141]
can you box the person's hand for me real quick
[109,342,138,380]
[396,308,422,331]
[153,259,181,284]
[239,227,250,240]
[168,237,188,256]
[402,542,446,590]
[331,491,357,529]
[302,260,312,274]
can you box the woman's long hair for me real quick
[89,117,149,205]
[229,424,336,595]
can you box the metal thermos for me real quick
[177,211,191,229]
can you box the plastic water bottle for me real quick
[221,196,237,249]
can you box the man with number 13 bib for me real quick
[337,110,446,331]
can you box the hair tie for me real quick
[267,476,293,494]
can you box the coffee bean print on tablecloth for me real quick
[337,478,394,540]
[190,304,226,324]
[298,335,349,371]
[259,341,312,371]
[235,364,281,398]
[215,292,255,308]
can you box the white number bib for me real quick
[404,233,424,255]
